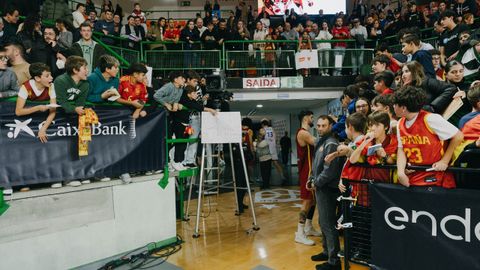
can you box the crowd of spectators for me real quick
[1,1,480,182]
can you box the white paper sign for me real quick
[201,112,242,144]
[295,50,319,69]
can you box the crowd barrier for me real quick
[0,100,166,188]
[91,33,376,75]
[340,155,480,270]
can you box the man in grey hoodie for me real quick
[309,115,345,270]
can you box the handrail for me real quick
[351,163,480,173]
[92,35,131,67]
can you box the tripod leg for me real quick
[229,143,239,214]
[239,143,259,230]
[185,175,195,221]
[193,145,207,238]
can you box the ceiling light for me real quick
[256,104,263,108]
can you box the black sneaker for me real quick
[315,262,341,270]
[337,250,344,258]
[311,252,328,261]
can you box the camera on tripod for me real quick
[204,70,232,111]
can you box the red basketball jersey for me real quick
[398,110,456,188]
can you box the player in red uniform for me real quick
[394,86,463,188]
[295,110,321,245]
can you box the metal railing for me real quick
[144,49,221,70]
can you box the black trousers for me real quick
[260,159,272,189]
[172,121,188,163]
[232,146,247,209]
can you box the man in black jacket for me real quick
[67,22,106,74]
[309,115,345,270]
[29,26,67,78]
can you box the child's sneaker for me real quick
[120,173,132,184]
[66,181,82,187]
[51,182,62,188]
[81,179,91,184]
[171,162,186,171]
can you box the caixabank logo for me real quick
[3,118,132,139]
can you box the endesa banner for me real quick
[0,101,166,187]
[371,183,480,270]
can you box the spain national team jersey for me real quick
[398,110,456,188]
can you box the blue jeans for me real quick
[351,45,364,74]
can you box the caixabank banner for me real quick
[371,183,480,270]
[0,101,166,187]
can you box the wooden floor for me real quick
[168,187,368,270]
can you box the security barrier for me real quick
[144,49,222,70]
[340,156,480,270]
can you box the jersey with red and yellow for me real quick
[397,110,457,188]
[118,75,148,103]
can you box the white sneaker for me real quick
[305,226,322,237]
[154,170,163,174]
[120,173,132,184]
[81,179,91,184]
[66,181,82,187]
[295,232,315,245]
[145,171,154,176]
[100,177,111,182]
[171,162,186,171]
[51,183,62,188]
[3,188,13,195]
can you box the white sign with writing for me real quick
[243,77,280,89]
[295,50,319,69]
[201,112,242,144]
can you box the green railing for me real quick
[144,49,221,70]
[226,50,296,71]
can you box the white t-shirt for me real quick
[397,113,459,148]
[72,10,86,28]
[264,126,278,159]
[18,80,56,100]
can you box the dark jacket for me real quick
[67,42,106,72]
[172,91,204,124]
[180,28,201,50]
[420,78,457,114]
[94,20,116,45]
[30,40,66,78]
[312,135,345,189]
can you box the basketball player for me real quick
[294,111,321,245]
